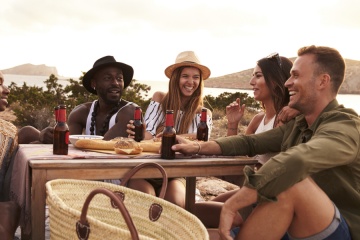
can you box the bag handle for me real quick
[76,188,139,240]
[120,162,168,199]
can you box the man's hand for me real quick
[39,126,54,144]
[219,187,257,239]
[171,135,200,155]
[126,120,135,139]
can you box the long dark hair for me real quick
[257,56,293,114]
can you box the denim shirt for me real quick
[215,99,360,238]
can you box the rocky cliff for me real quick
[205,58,360,94]
[1,63,58,76]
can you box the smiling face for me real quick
[0,72,10,112]
[178,67,201,99]
[285,54,318,113]
[92,66,124,105]
[249,65,272,102]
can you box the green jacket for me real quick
[215,99,360,239]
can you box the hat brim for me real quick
[83,62,134,95]
[164,62,211,80]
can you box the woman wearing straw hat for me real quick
[127,51,213,208]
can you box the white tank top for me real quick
[85,100,134,135]
[254,115,277,165]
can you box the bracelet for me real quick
[194,141,201,155]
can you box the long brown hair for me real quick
[160,66,204,134]
[257,56,293,114]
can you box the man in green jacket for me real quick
[173,45,359,239]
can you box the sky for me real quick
[1,0,360,81]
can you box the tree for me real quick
[204,92,259,113]
[8,74,153,129]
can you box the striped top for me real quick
[144,101,213,139]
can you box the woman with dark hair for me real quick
[226,53,297,165]
[127,51,213,208]
[194,53,299,235]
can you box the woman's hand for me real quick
[226,98,246,125]
[275,106,300,126]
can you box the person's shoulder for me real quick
[152,91,166,102]
[68,102,93,118]
[71,102,92,112]
[246,112,265,134]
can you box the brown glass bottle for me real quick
[53,104,69,155]
[161,110,176,159]
[133,106,144,142]
[197,108,209,141]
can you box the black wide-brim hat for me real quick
[83,56,134,95]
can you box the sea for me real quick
[4,74,360,115]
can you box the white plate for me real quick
[69,135,104,145]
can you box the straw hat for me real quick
[83,56,134,95]
[164,51,211,80]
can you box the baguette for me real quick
[114,138,143,155]
[139,140,161,153]
[74,139,117,150]
[74,137,160,154]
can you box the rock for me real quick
[196,177,240,201]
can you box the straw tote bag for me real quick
[46,162,209,240]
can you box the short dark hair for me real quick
[297,45,345,93]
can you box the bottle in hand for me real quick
[161,110,176,159]
[133,106,144,142]
[197,108,209,141]
[53,104,69,155]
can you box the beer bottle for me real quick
[161,110,176,159]
[54,105,59,124]
[197,108,209,141]
[53,104,69,155]
[133,106,144,142]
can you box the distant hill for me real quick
[1,63,58,76]
[205,58,360,94]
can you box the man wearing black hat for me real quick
[67,56,138,139]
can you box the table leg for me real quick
[31,169,47,240]
[185,177,196,213]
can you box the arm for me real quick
[219,186,257,239]
[104,103,137,140]
[172,135,222,155]
[67,103,90,135]
[142,92,166,139]
[18,125,54,144]
[245,113,264,135]
[226,98,245,136]
[244,113,360,202]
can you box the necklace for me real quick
[90,100,121,136]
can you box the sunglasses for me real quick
[267,52,282,68]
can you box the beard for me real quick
[96,88,122,105]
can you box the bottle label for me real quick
[165,113,174,127]
[58,109,67,122]
[134,108,141,119]
[201,110,207,122]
